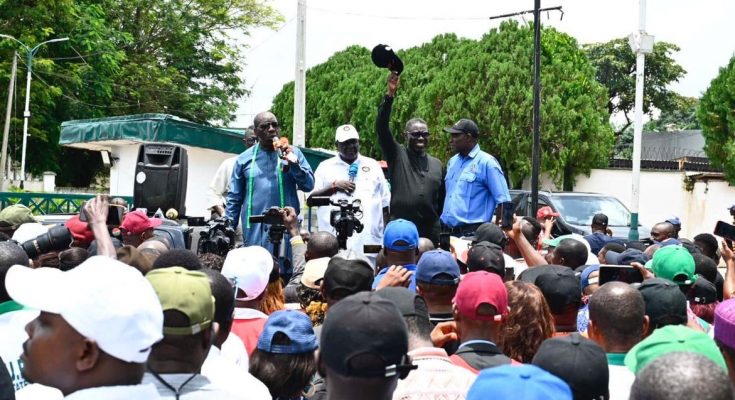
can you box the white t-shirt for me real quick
[0,305,38,393]
[608,364,635,400]
[219,333,249,370]
[207,156,238,211]
[201,346,270,400]
[313,155,390,253]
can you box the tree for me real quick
[273,22,613,189]
[644,93,700,132]
[0,0,282,186]
[698,56,735,184]
[584,38,686,137]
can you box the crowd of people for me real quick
[0,72,734,399]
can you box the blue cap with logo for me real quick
[467,364,572,400]
[257,310,318,354]
[416,249,460,285]
[383,219,419,252]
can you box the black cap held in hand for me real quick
[371,44,404,75]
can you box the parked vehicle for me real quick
[510,190,650,241]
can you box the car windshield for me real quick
[553,195,631,226]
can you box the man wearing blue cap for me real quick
[440,118,511,237]
[416,249,461,326]
[373,219,420,291]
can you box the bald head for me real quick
[589,282,646,351]
[306,231,339,261]
[552,239,588,269]
[650,222,675,243]
[253,111,276,127]
[138,239,169,254]
[630,352,733,400]
[418,238,435,260]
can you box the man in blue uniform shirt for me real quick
[440,118,511,237]
[226,111,314,260]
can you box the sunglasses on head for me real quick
[407,131,430,139]
[258,121,279,130]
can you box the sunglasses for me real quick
[408,131,430,139]
[258,121,279,130]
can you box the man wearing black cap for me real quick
[440,118,511,237]
[584,213,624,255]
[375,73,444,244]
[318,291,414,400]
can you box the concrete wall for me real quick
[524,169,735,239]
[109,143,233,217]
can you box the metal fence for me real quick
[0,192,134,215]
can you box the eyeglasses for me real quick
[258,121,279,130]
[407,131,430,139]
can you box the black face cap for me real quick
[371,44,404,75]
[443,119,479,137]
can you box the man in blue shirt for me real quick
[373,219,420,291]
[440,119,511,237]
[226,111,314,259]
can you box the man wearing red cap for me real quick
[119,210,162,247]
[537,206,559,245]
[448,271,513,373]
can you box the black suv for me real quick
[510,190,650,241]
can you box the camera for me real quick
[249,207,287,256]
[197,217,235,257]
[248,207,284,226]
[20,225,73,259]
[307,196,363,249]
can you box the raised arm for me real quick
[375,72,401,163]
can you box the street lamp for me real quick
[626,0,654,241]
[0,34,68,189]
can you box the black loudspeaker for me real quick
[133,144,188,216]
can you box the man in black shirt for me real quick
[376,72,444,244]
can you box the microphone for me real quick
[348,163,358,183]
[272,136,283,159]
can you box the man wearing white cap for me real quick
[221,246,273,355]
[5,256,164,399]
[307,124,390,255]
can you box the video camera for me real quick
[18,225,73,259]
[249,206,287,257]
[307,196,363,249]
[197,217,235,257]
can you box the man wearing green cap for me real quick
[646,245,697,286]
[143,267,244,399]
[624,324,726,374]
[0,204,35,237]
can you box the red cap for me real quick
[453,271,508,321]
[65,215,95,246]
[536,206,560,220]
[119,210,162,235]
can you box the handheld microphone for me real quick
[272,136,283,158]
[348,163,358,183]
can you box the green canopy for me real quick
[60,113,245,154]
[60,113,335,169]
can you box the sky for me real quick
[230,0,735,128]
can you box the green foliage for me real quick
[698,56,735,183]
[584,38,686,137]
[273,22,613,189]
[644,93,700,132]
[0,0,281,185]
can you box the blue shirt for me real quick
[372,264,417,291]
[225,145,314,256]
[440,144,510,228]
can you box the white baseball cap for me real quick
[335,124,359,142]
[12,222,48,243]
[221,246,273,301]
[300,257,331,290]
[5,256,163,363]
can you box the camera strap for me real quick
[246,145,285,229]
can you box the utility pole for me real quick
[531,0,542,219]
[1,51,17,191]
[293,0,307,147]
[489,4,562,217]
[628,0,654,240]
[0,34,69,189]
